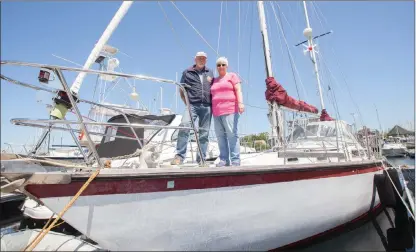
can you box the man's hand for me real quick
[180,89,186,104]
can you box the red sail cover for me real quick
[265,77,319,114]
[319,109,333,121]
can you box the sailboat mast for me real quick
[257,1,283,146]
[70,1,133,96]
[48,1,133,122]
[302,1,325,111]
[257,1,273,78]
[175,72,178,113]
[160,86,163,114]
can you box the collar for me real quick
[187,65,209,72]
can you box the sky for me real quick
[1,1,414,150]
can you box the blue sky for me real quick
[1,1,414,149]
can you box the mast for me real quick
[175,72,178,113]
[49,1,133,120]
[350,112,358,134]
[160,86,163,114]
[29,2,133,156]
[374,104,383,157]
[257,1,284,147]
[302,1,325,111]
[257,2,273,78]
[70,1,133,96]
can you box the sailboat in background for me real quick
[1,1,385,250]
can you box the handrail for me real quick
[1,60,205,166]
[11,119,195,131]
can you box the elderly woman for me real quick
[211,57,244,167]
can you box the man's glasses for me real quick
[217,64,227,67]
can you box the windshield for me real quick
[288,122,352,142]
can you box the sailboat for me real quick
[1,1,385,250]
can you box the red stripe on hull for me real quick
[272,203,383,250]
[26,165,382,199]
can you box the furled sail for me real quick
[265,77,319,114]
[319,109,333,121]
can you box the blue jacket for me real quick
[180,65,214,105]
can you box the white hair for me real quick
[216,57,228,65]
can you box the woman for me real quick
[211,57,244,167]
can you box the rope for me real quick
[24,168,101,251]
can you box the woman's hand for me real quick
[238,103,245,114]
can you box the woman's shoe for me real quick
[216,160,228,167]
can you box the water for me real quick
[299,157,415,252]
[299,209,397,252]
[387,157,415,167]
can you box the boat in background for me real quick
[382,137,407,158]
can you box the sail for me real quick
[319,109,333,121]
[265,77,319,114]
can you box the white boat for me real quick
[382,138,407,158]
[0,1,386,251]
[0,177,26,228]
[382,143,407,157]
[1,229,102,251]
[36,145,88,162]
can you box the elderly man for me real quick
[171,52,214,165]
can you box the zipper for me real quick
[201,72,204,103]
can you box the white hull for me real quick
[40,170,381,251]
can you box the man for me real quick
[171,51,214,165]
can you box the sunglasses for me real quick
[217,64,227,67]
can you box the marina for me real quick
[1,1,414,251]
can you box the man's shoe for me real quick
[198,161,209,167]
[171,155,183,165]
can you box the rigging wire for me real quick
[225,1,230,57]
[158,1,188,56]
[269,2,309,102]
[216,1,223,56]
[238,1,241,74]
[170,1,248,85]
[243,0,255,135]
[310,1,365,126]
[170,1,217,55]
[278,3,309,101]
[269,2,300,101]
